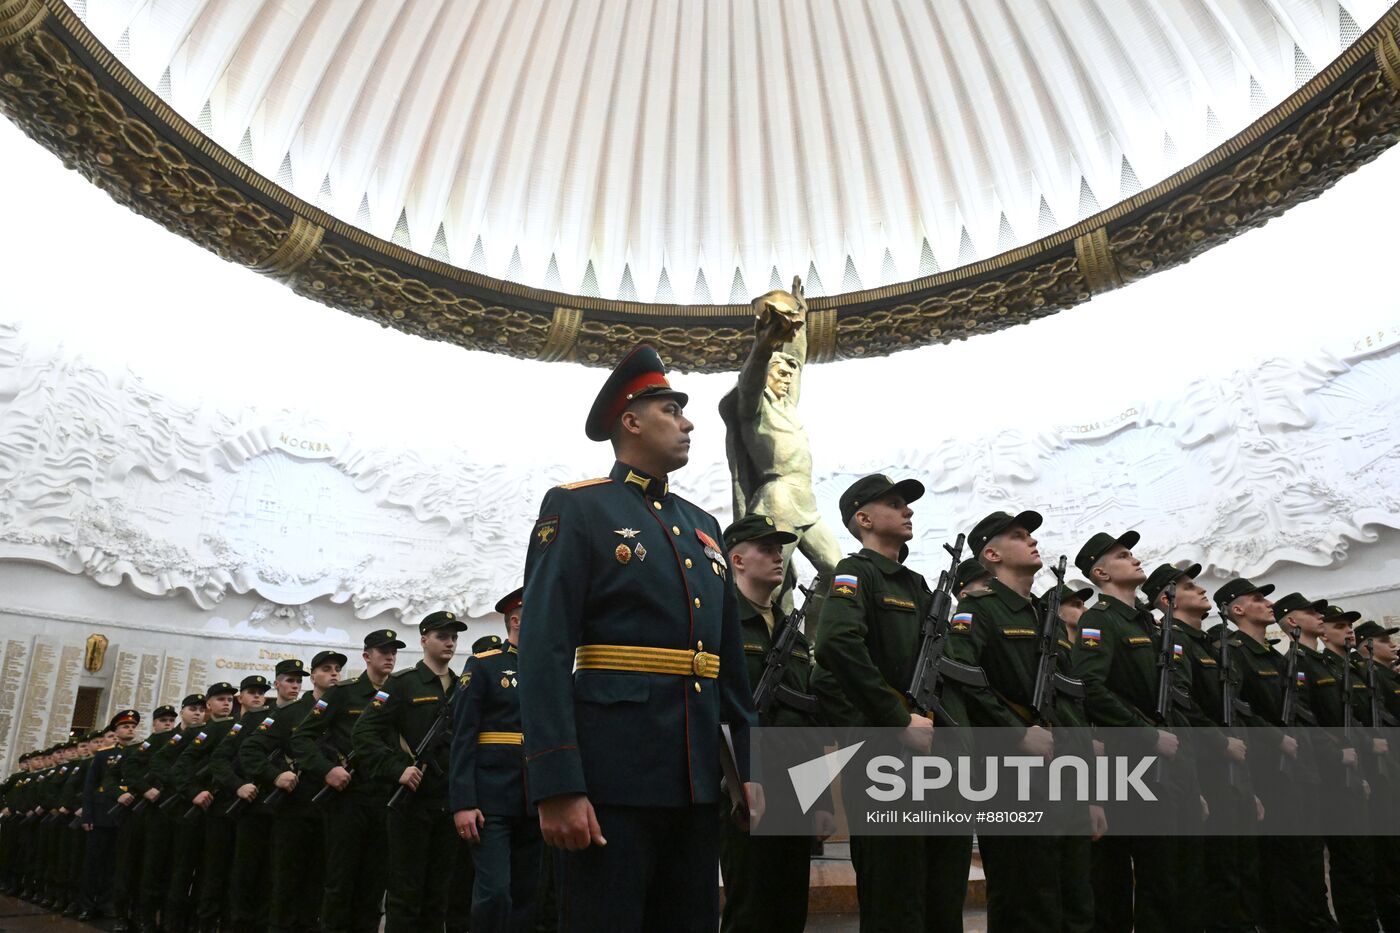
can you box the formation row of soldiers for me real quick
[4,344,1399,932]
[0,599,560,933]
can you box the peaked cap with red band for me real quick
[585,344,689,441]
[494,586,524,617]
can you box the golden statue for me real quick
[720,277,842,606]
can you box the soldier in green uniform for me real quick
[294,629,402,933]
[449,589,542,932]
[353,610,466,933]
[189,675,267,933]
[517,345,759,933]
[1354,619,1400,931]
[56,734,97,916]
[1143,564,1261,932]
[240,652,340,933]
[811,473,971,933]
[79,710,140,928]
[220,661,303,933]
[1313,603,1379,932]
[942,510,1094,933]
[1069,531,1191,933]
[717,514,831,933]
[137,693,206,932]
[1219,579,1332,933]
[953,557,991,601]
[160,682,235,933]
[116,703,178,930]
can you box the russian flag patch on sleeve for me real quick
[951,612,973,631]
[1081,627,1102,646]
[832,574,859,598]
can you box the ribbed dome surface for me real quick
[73,0,1386,302]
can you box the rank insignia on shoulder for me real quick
[1081,627,1102,646]
[559,477,610,490]
[533,516,559,550]
[951,612,973,631]
[832,574,859,598]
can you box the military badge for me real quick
[501,670,517,688]
[372,689,390,707]
[616,543,632,564]
[1081,627,1102,647]
[951,612,973,631]
[614,528,639,539]
[635,543,647,562]
[533,516,559,551]
[258,716,275,731]
[311,699,329,716]
[832,574,859,598]
[170,733,184,744]
[193,731,208,746]
[460,671,473,688]
[229,723,242,735]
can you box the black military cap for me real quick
[1272,592,1327,620]
[1074,530,1140,578]
[420,610,467,634]
[364,629,406,651]
[274,658,310,678]
[1213,577,1275,608]
[967,510,1043,557]
[205,681,237,698]
[152,705,177,720]
[839,473,925,528]
[1142,562,1202,606]
[1041,582,1095,606]
[1321,605,1361,625]
[239,675,270,693]
[310,649,348,670]
[1355,620,1399,640]
[723,514,798,550]
[954,558,991,593]
[473,634,504,654]
[585,344,689,442]
[494,587,525,617]
[180,693,206,709]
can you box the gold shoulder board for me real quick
[474,648,503,659]
[558,477,611,490]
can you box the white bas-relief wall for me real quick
[4,316,1400,772]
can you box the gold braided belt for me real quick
[477,732,524,746]
[574,645,721,679]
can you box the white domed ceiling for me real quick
[71,0,1387,303]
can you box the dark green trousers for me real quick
[162,807,204,933]
[848,834,972,933]
[384,797,457,933]
[227,809,273,932]
[138,806,175,923]
[470,813,541,933]
[268,804,322,933]
[195,810,236,931]
[1325,835,1377,933]
[719,821,810,933]
[319,794,389,933]
[1090,833,1178,933]
[980,834,1064,933]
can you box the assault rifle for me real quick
[1028,556,1080,723]
[311,750,356,806]
[1342,648,1359,791]
[753,583,818,720]
[1363,638,1397,782]
[224,746,286,818]
[387,685,461,811]
[905,534,987,727]
[1152,582,1181,784]
[1216,612,1254,790]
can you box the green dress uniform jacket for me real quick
[1298,645,1356,778]
[517,461,756,808]
[168,717,236,803]
[291,673,390,800]
[122,729,176,797]
[1175,624,1237,781]
[209,708,269,795]
[812,547,935,728]
[448,644,526,816]
[240,694,318,805]
[352,660,458,807]
[1070,595,1194,753]
[738,595,820,729]
[147,726,195,802]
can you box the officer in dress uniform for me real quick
[517,344,760,933]
[293,629,403,933]
[352,610,467,933]
[79,710,140,927]
[451,590,542,933]
[718,513,831,933]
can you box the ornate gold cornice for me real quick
[1074,227,1124,296]
[0,0,45,49]
[250,215,323,278]
[538,307,584,363]
[2,0,1400,372]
